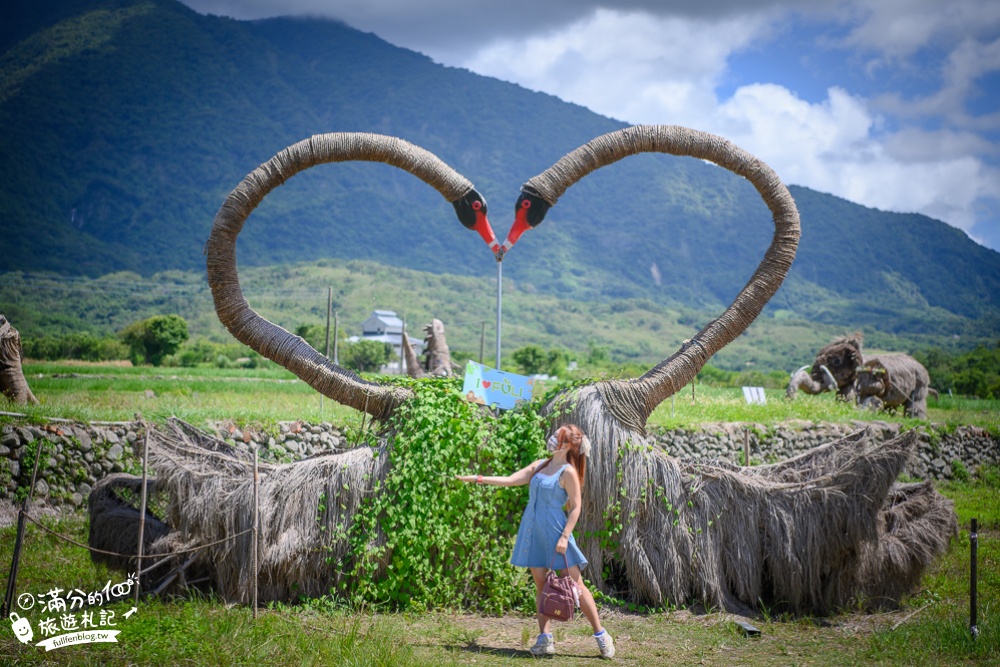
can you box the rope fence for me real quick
[18,512,254,559]
[1,430,262,619]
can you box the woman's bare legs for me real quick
[530,567,552,634]
[531,565,603,634]
[566,565,603,633]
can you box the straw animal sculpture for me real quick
[857,353,933,418]
[787,333,864,400]
[787,333,934,418]
[90,128,957,614]
[0,314,38,404]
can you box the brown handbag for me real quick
[538,552,577,621]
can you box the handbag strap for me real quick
[549,550,570,573]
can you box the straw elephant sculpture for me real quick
[787,333,934,418]
[89,127,956,615]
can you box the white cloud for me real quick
[839,0,1000,59]
[178,0,1000,248]
[465,9,770,125]
[457,6,1000,246]
[873,36,1000,138]
[704,84,1000,237]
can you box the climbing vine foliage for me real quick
[336,377,548,613]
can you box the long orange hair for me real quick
[534,424,587,487]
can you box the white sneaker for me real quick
[595,631,615,659]
[530,633,555,656]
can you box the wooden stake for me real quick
[135,428,150,604]
[252,448,259,620]
[2,438,45,617]
[971,518,978,640]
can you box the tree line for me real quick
[19,315,1000,399]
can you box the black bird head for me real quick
[452,188,500,253]
[501,186,551,255]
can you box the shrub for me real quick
[340,340,393,372]
[120,315,189,366]
[23,333,129,361]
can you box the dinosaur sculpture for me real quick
[91,128,956,615]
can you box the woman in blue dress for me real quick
[457,424,615,659]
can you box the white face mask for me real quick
[547,435,559,452]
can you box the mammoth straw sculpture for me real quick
[788,333,935,418]
[91,129,956,614]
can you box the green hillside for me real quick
[1,0,999,350]
[2,262,993,376]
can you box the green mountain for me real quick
[2,0,999,348]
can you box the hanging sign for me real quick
[462,361,534,410]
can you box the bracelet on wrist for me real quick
[477,474,483,484]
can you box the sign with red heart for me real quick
[462,361,534,410]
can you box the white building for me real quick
[347,309,423,373]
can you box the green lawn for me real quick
[6,362,999,432]
[1,473,995,666]
[1,363,997,665]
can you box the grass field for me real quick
[1,363,997,665]
[6,362,1000,432]
[0,471,995,666]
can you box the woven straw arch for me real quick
[523,125,801,432]
[205,133,475,420]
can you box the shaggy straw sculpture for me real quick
[542,389,956,614]
[858,353,933,418]
[89,127,957,614]
[135,419,387,603]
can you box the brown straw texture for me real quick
[545,390,957,613]
[524,125,800,432]
[205,133,474,420]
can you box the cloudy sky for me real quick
[180,0,1000,251]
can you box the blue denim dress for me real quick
[510,463,588,569]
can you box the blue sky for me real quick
[181,0,1000,251]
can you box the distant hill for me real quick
[2,0,999,347]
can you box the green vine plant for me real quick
[303,375,730,614]
[322,376,551,614]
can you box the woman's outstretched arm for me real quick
[457,458,547,487]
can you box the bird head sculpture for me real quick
[501,186,551,256]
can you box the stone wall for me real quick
[650,420,999,480]
[1,419,996,509]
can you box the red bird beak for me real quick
[502,201,533,253]
[471,200,501,253]
[501,189,551,254]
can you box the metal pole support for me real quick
[495,259,503,370]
